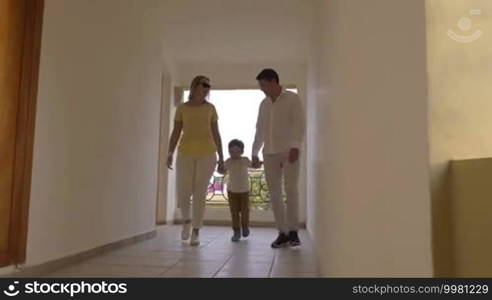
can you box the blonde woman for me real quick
[167,76,225,246]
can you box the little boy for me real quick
[222,139,256,242]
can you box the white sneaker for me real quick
[181,221,191,240]
[190,229,200,246]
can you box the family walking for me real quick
[167,69,305,249]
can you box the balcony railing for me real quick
[206,168,281,211]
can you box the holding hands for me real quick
[251,156,263,169]
[217,159,226,175]
[288,148,299,164]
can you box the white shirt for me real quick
[224,157,251,193]
[252,88,305,156]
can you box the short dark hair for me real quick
[256,68,279,84]
[228,139,244,153]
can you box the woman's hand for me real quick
[167,153,174,170]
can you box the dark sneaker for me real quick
[242,227,250,238]
[288,231,301,247]
[271,233,290,249]
[231,229,241,242]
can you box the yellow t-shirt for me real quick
[174,102,218,158]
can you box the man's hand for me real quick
[252,156,262,169]
[288,148,299,164]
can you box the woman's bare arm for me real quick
[167,121,183,169]
[211,121,224,162]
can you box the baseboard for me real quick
[3,229,157,278]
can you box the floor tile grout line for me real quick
[212,254,234,278]
[41,260,172,277]
[83,261,181,269]
[268,249,277,278]
[156,259,184,277]
[211,236,236,278]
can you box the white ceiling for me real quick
[160,0,313,64]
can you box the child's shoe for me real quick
[190,228,200,246]
[231,229,241,242]
[242,227,250,238]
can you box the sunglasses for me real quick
[199,82,211,89]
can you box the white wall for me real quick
[25,0,166,266]
[308,0,433,276]
[306,0,320,236]
[160,0,311,65]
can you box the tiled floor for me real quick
[42,226,319,278]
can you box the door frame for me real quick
[1,0,44,267]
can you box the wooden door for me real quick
[0,0,43,267]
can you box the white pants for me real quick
[176,153,217,229]
[263,151,300,233]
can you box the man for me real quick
[252,68,305,248]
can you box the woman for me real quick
[167,75,225,246]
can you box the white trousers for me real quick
[176,153,216,229]
[263,151,300,233]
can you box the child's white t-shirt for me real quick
[224,157,251,193]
